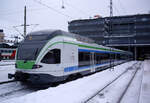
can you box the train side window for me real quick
[100,53,109,63]
[41,49,61,64]
[78,52,90,67]
[120,54,126,60]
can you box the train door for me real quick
[90,52,95,72]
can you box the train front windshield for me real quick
[17,43,46,60]
[17,35,49,60]
[17,47,39,60]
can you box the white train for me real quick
[9,30,133,86]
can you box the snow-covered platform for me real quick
[139,60,150,103]
[0,65,15,83]
[1,60,150,103]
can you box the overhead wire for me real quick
[0,7,48,16]
[0,26,23,39]
[33,0,74,19]
[0,26,19,36]
[0,15,22,24]
[0,26,14,31]
[64,1,91,17]
[0,0,91,22]
[1,0,93,37]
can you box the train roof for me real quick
[27,29,132,55]
[28,29,95,44]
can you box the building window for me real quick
[41,49,61,64]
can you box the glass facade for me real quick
[68,14,150,46]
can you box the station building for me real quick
[0,29,4,42]
[0,29,17,60]
[68,14,150,60]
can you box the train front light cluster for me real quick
[32,64,42,69]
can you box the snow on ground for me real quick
[2,61,136,103]
[139,60,150,103]
[0,82,36,102]
[120,62,143,103]
[0,60,36,102]
[88,62,142,103]
[0,60,15,65]
[0,82,25,95]
[0,65,15,82]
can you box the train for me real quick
[0,43,16,60]
[8,30,133,86]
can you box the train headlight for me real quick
[32,64,42,69]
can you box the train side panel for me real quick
[62,41,80,76]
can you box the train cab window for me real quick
[41,49,61,64]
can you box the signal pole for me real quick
[13,6,39,39]
[110,0,113,17]
[24,6,27,37]
[109,0,114,71]
[109,0,113,36]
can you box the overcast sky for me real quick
[0,0,150,39]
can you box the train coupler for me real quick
[8,73,15,79]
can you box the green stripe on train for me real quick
[16,36,123,69]
[16,60,35,69]
[47,41,122,53]
[36,41,123,63]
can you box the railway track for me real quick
[84,62,141,103]
[0,87,26,98]
[0,80,16,85]
[0,87,36,102]
[0,82,37,102]
[116,62,141,103]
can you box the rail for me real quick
[0,80,16,85]
[84,62,139,103]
